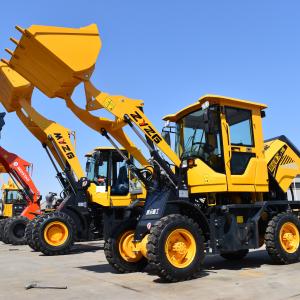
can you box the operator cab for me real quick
[0,179,26,217]
[86,148,130,196]
[163,95,269,194]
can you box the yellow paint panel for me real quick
[265,139,300,192]
[188,159,227,193]
[3,204,13,217]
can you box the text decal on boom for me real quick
[54,133,75,159]
[130,111,162,144]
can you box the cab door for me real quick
[222,106,268,192]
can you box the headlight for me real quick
[82,180,88,188]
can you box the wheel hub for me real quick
[118,230,143,262]
[44,221,68,247]
[13,223,26,238]
[280,222,300,254]
[165,228,196,268]
[172,241,188,255]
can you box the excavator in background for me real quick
[0,112,41,245]
[2,24,300,282]
[0,59,147,255]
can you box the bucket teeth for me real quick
[15,25,25,34]
[10,38,19,46]
[0,59,9,65]
[5,48,14,56]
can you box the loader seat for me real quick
[111,166,129,195]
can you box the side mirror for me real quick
[162,130,171,146]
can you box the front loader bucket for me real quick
[6,24,101,98]
[0,63,33,112]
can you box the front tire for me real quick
[3,216,28,245]
[147,214,205,282]
[25,217,41,251]
[265,213,300,264]
[0,219,8,241]
[104,220,148,273]
[32,212,76,255]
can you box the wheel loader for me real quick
[0,59,147,255]
[0,179,29,242]
[2,24,300,282]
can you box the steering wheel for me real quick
[192,142,214,154]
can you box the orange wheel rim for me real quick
[43,221,69,247]
[279,222,300,254]
[118,230,143,262]
[165,228,196,268]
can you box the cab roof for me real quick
[85,146,126,157]
[163,94,267,122]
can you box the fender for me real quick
[57,192,90,240]
[167,200,210,239]
[134,187,210,241]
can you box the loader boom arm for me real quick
[16,98,85,180]
[0,146,36,199]
[83,81,181,167]
[1,24,181,174]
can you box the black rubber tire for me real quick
[3,216,29,245]
[104,220,148,273]
[32,211,76,256]
[0,219,8,241]
[25,217,41,251]
[220,249,249,260]
[147,214,205,282]
[265,212,300,264]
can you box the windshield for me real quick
[86,156,108,187]
[175,106,224,172]
[5,190,23,204]
[85,150,129,195]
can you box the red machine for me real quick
[0,112,41,245]
[0,146,41,220]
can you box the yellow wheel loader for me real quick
[0,60,146,255]
[2,24,300,281]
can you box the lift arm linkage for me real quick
[83,81,181,168]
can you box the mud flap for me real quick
[134,187,177,241]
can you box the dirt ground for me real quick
[0,241,299,300]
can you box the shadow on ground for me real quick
[77,249,273,282]
[38,242,104,256]
[204,249,272,271]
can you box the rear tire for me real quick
[3,216,29,245]
[0,219,8,241]
[220,249,249,260]
[25,217,41,251]
[104,220,148,273]
[265,212,300,264]
[147,214,205,282]
[32,212,76,255]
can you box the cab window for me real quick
[225,107,254,147]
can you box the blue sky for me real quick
[0,0,300,196]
